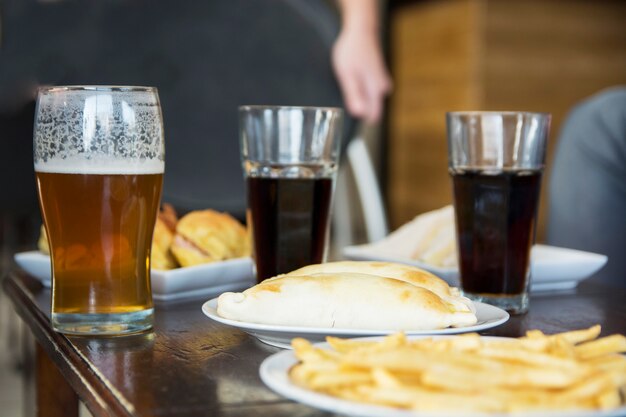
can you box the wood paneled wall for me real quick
[387,0,626,240]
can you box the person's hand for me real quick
[332,25,392,124]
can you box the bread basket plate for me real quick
[202,298,509,349]
[14,251,254,301]
[259,335,626,417]
[343,244,608,292]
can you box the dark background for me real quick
[0,0,350,225]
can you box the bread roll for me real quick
[171,210,249,267]
[217,272,478,330]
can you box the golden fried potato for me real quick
[290,327,626,414]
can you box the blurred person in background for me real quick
[0,0,390,222]
[547,87,626,289]
[333,0,392,124]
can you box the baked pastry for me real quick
[284,261,475,316]
[286,261,456,299]
[171,209,249,267]
[157,203,178,233]
[151,216,178,270]
[217,272,478,330]
[286,261,475,315]
[38,225,50,255]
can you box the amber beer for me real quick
[36,166,162,320]
[34,85,164,335]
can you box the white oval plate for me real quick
[260,335,626,417]
[14,251,254,302]
[343,244,608,292]
[201,298,509,349]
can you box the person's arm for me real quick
[332,0,392,124]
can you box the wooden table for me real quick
[3,270,626,417]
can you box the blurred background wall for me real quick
[2,0,625,251]
[385,0,626,241]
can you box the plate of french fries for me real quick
[260,326,626,416]
[343,206,608,292]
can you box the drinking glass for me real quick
[34,86,164,335]
[446,111,550,314]
[239,105,343,282]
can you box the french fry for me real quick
[326,332,406,354]
[290,326,626,414]
[585,355,626,386]
[325,337,377,354]
[367,385,505,413]
[576,334,626,359]
[309,370,372,390]
[556,373,614,401]
[549,335,578,358]
[597,388,622,409]
[420,359,585,390]
[478,346,581,370]
[557,325,602,345]
[292,338,340,363]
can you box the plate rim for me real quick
[202,298,509,336]
[152,280,252,301]
[152,255,254,278]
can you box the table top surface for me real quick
[4,271,626,417]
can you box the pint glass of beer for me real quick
[34,86,164,335]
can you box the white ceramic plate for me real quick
[343,244,608,292]
[260,335,626,417]
[14,251,53,287]
[13,251,255,301]
[202,298,509,349]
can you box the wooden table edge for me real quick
[2,272,135,417]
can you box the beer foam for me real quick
[34,88,164,170]
[35,156,164,175]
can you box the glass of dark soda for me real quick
[239,106,343,283]
[446,111,550,314]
